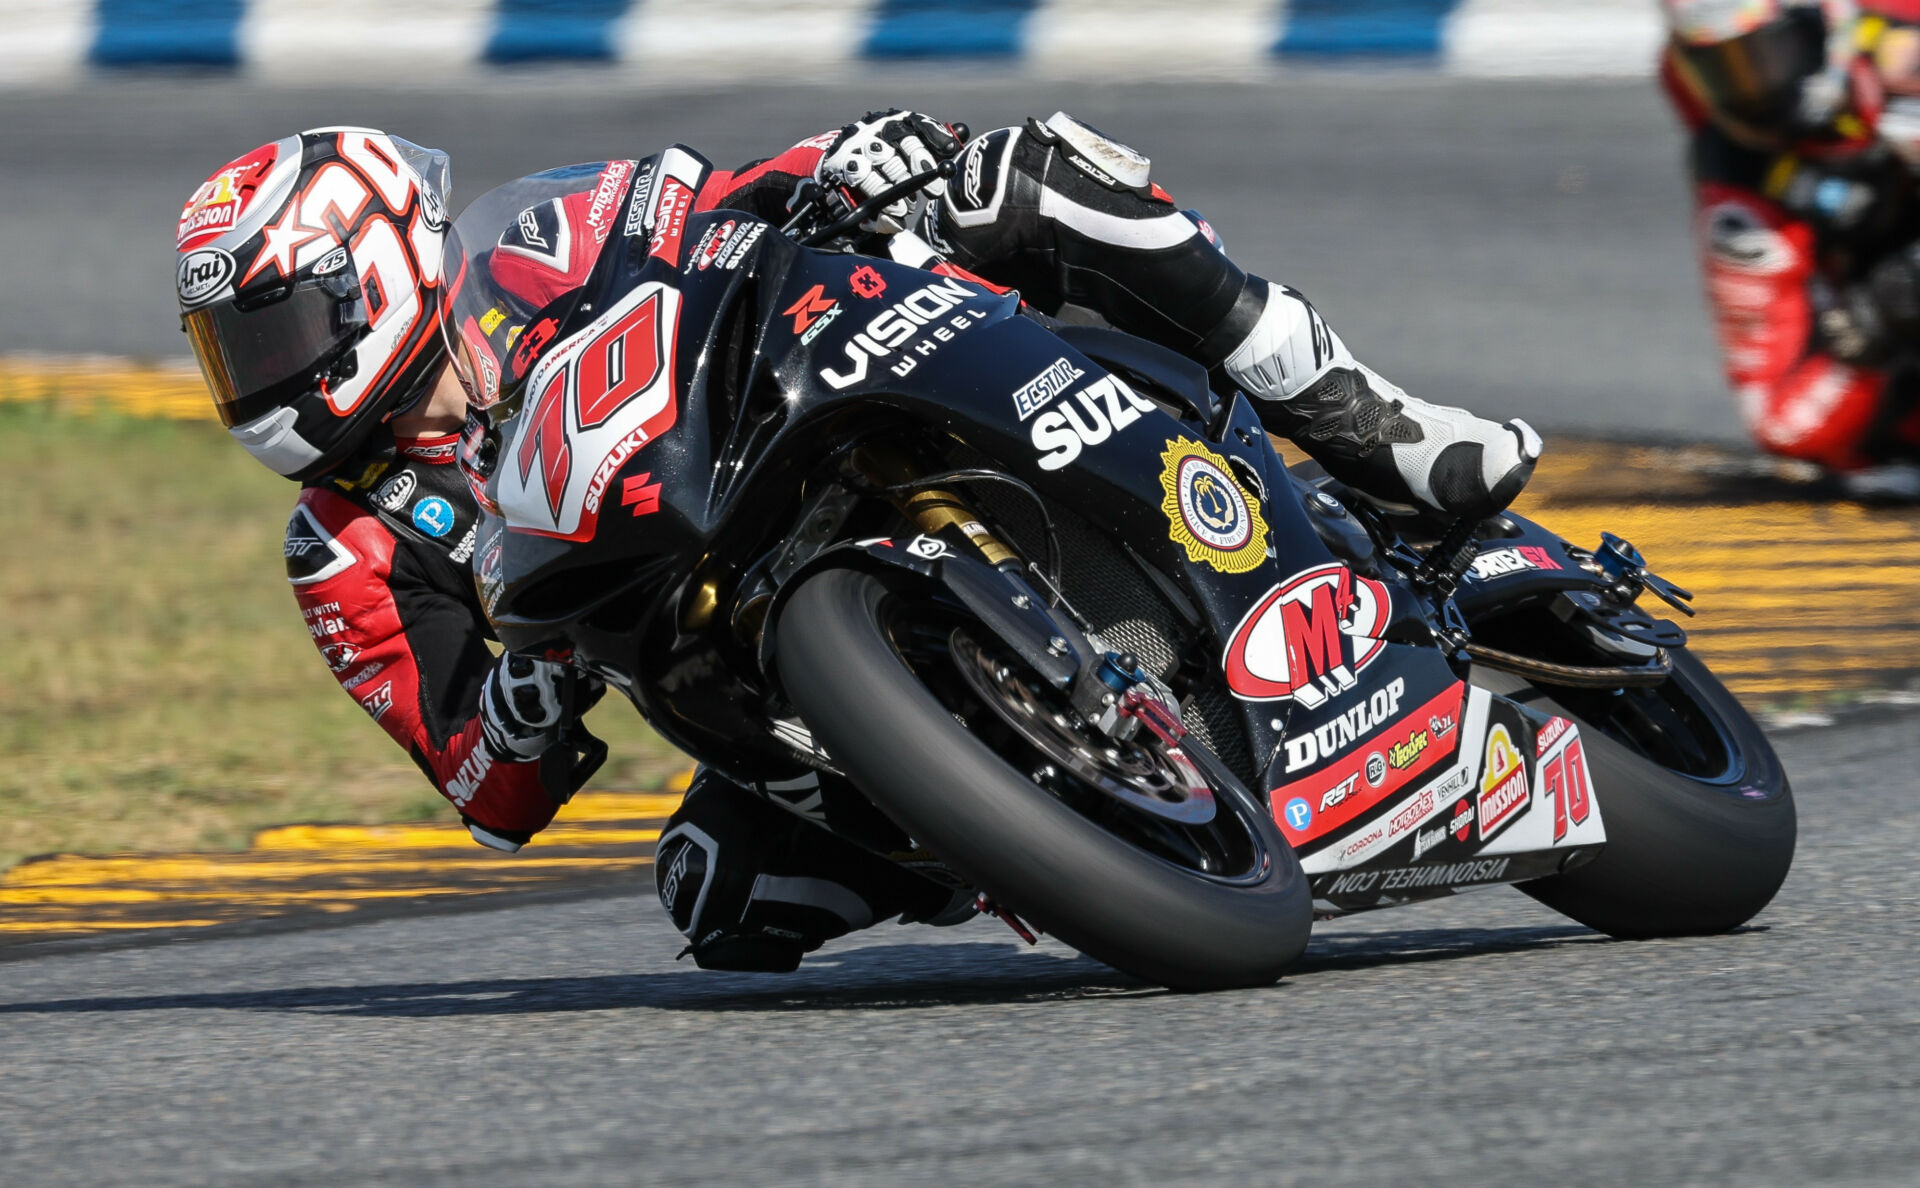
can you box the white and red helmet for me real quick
[176,128,452,480]
[1663,1,1882,150]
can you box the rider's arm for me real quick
[695,132,839,222]
[285,487,561,847]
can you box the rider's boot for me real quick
[1220,285,1543,522]
[654,770,958,973]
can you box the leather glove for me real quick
[479,652,604,761]
[818,109,966,234]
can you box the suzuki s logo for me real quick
[1223,563,1392,708]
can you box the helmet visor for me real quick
[1676,9,1828,126]
[183,272,367,427]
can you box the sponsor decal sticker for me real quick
[1536,715,1574,756]
[178,144,278,249]
[1388,787,1436,837]
[1452,795,1475,842]
[1365,752,1387,787]
[1268,682,1466,848]
[411,496,455,539]
[1224,562,1392,708]
[784,284,838,335]
[1283,677,1407,773]
[1283,797,1313,832]
[906,534,951,561]
[849,265,887,298]
[176,248,236,308]
[1324,857,1511,897]
[284,506,356,586]
[320,642,360,673]
[399,439,459,463]
[1318,772,1360,813]
[620,472,662,517]
[1389,728,1431,769]
[817,276,994,390]
[1012,357,1087,421]
[360,680,395,723]
[1477,723,1531,841]
[1412,820,1448,860]
[1158,438,1267,574]
[1470,545,1562,580]
[646,174,693,264]
[372,471,417,512]
[587,159,636,245]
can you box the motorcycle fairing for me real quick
[1281,670,1607,915]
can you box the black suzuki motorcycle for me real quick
[440,148,1794,991]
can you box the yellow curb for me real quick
[0,783,688,943]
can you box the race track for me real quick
[6,75,1914,1185]
[1,72,1734,440]
[1,712,1914,1185]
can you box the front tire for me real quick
[776,568,1312,991]
[1473,648,1795,938]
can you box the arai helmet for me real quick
[176,127,452,479]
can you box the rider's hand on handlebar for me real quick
[818,110,966,235]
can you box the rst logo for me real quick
[1030,374,1155,471]
[1223,563,1392,708]
[817,276,994,389]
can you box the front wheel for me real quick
[1473,648,1795,938]
[775,568,1312,991]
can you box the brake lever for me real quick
[797,159,956,248]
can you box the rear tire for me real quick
[1473,648,1795,938]
[777,568,1312,991]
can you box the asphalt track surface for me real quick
[0,72,1736,441]
[0,711,1913,1186]
[6,78,1915,1184]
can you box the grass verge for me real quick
[0,402,685,873]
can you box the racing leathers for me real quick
[1666,62,1920,476]
[286,431,592,852]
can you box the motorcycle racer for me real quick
[178,113,1539,972]
[1663,0,1920,498]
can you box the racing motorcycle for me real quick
[441,148,1794,991]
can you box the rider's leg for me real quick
[654,768,960,972]
[924,114,1537,521]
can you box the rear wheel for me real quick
[776,568,1312,991]
[1472,648,1795,937]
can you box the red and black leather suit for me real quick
[282,136,861,848]
[1664,58,1920,470]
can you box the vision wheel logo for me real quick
[1157,438,1267,574]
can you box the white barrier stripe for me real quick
[240,0,497,79]
[1446,0,1665,79]
[614,0,871,73]
[0,0,1667,83]
[1023,0,1279,77]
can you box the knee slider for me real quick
[1030,111,1152,195]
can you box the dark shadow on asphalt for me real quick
[0,921,1710,1018]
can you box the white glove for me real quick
[480,653,598,761]
[818,109,965,235]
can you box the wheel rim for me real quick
[877,601,1272,886]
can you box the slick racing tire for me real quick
[776,568,1312,991]
[1472,647,1794,938]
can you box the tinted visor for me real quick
[1677,9,1827,126]
[183,271,367,428]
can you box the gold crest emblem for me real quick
[1157,437,1268,574]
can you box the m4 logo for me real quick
[1223,563,1392,708]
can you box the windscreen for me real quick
[437,160,637,413]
